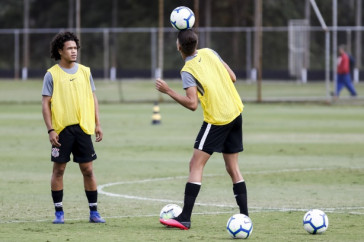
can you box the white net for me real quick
[288,19,309,82]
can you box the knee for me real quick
[53,167,65,178]
[81,166,94,178]
[225,161,235,172]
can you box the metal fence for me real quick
[0,26,363,83]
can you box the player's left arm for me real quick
[211,49,236,83]
[222,60,236,83]
[93,92,103,142]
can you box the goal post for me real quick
[288,19,309,83]
[309,0,331,100]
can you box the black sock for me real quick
[52,190,63,212]
[233,181,249,216]
[85,190,98,211]
[178,182,201,222]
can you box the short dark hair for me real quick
[50,32,80,60]
[177,29,198,56]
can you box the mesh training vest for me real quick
[48,64,95,134]
[181,48,243,125]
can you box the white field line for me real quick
[98,167,364,206]
[2,167,363,224]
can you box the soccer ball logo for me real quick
[226,214,253,239]
[170,6,195,30]
[303,209,329,234]
[159,204,182,220]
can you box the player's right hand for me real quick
[155,78,169,94]
[49,131,61,147]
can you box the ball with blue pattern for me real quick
[170,6,195,30]
[303,209,329,234]
[226,214,253,239]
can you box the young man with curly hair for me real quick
[42,32,105,224]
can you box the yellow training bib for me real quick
[48,64,95,134]
[181,49,243,125]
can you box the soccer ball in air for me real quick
[159,204,182,220]
[170,6,195,30]
[303,209,329,234]
[226,214,253,239]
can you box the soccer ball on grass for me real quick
[159,204,182,220]
[226,214,253,239]
[170,6,195,30]
[303,209,329,234]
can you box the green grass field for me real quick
[0,80,363,241]
[0,79,363,103]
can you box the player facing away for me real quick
[156,29,248,230]
[42,32,105,224]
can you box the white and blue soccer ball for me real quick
[170,6,195,30]
[303,209,329,234]
[159,204,182,220]
[226,214,253,239]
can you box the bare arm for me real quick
[93,92,103,142]
[222,60,236,82]
[42,96,61,147]
[155,78,198,111]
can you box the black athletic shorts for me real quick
[194,114,243,155]
[51,124,97,163]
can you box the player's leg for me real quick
[222,114,248,216]
[79,161,97,190]
[343,74,357,96]
[188,148,211,183]
[73,124,105,223]
[160,149,210,229]
[224,153,243,183]
[51,162,67,224]
[224,153,249,216]
[161,121,222,229]
[51,162,67,191]
[336,74,345,96]
[50,126,74,224]
[78,161,105,223]
[183,149,210,218]
[180,121,214,223]
[79,162,98,209]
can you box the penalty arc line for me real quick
[98,167,364,213]
[2,167,363,224]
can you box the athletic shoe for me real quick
[53,211,64,224]
[89,211,106,223]
[159,218,191,230]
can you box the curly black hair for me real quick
[50,32,80,60]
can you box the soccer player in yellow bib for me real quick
[42,32,105,224]
[156,29,248,230]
